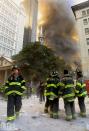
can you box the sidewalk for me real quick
[0,96,89,131]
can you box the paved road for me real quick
[0,96,89,131]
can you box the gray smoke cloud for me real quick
[39,0,81,69]
[22,0,81,69]
[21,0,31,27]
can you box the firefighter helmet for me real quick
[77,70,83,77]
[12,65,19,71]
[51,71,59,77]
[64,69,69,75]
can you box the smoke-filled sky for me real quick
[38,0,81,68]
[69,0,87,5]
[15,0,84,68]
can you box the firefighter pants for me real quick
[45,97,50,109]
[64,100,75,120]
[50,98,59,118]
[78,97,86,115]
[39,92,45,102]
[7,95,22,120]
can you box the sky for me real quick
[67,0,88,6]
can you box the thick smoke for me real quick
[39,0,81,69]
[21,0,31,27]
[22,0,81,69]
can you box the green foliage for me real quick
[12,42,71,81]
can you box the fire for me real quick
[20,0,24,3]
[39,20,46,26]
[72,35,79,42]
[71,31,79,42]
[38,11,42,21]
[38,0,49,26]
[37,10,46,39]
[38,11,46,26]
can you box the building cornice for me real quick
[72,1,89,12]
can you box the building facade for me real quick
[0,56,13,84]
[72,1,89,78]
[23,0,38,46]
[31,0,38,42]
[0,0,25,57]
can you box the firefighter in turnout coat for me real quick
[44,71,60,119]
[59,70,76,121]
[4,66,26,122]
[75,71,87,117]
[44,75,51,113]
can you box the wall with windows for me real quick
[0,0,25,57]
[74,7,89,77]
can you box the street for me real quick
[0,96,89,131]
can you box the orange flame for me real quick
[72,35,79,42]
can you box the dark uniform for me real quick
[4,71,26,121]
[75,71,87,117]
[38,82,45,102]
[44,72,60,119]
[44,97,50,113]
[60,70,76,121]
[44,77,51,113]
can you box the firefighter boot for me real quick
[16,112,20,118]
[6,116,16,123]
[44,108,48,113]
[66,115,72,121]
[50,112,53,118]
[53,113,59,119]
[80,112,86,117]
[72,114,76,120]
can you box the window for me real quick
[1,36,3,41]
[4,38,7,43]
[10,51,12,56]
[6,29,8,34]
[87,9,89,15]
[83,19,88,25]
[0,15,2,20]
[88,49,89,55]
[0,25,1,30]
[85,28,89,35]
[86,38,89,45]
[82,11,86,16]
[8,39,10,44]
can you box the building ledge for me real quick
[72,1,89,12]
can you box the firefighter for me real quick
[4,66,26,122]
[44,75,51,113]
[75,71,87,117]
[38,81,45,103]
[44,97,50,113]
[44,71,60,119]
[59,70,76,121]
